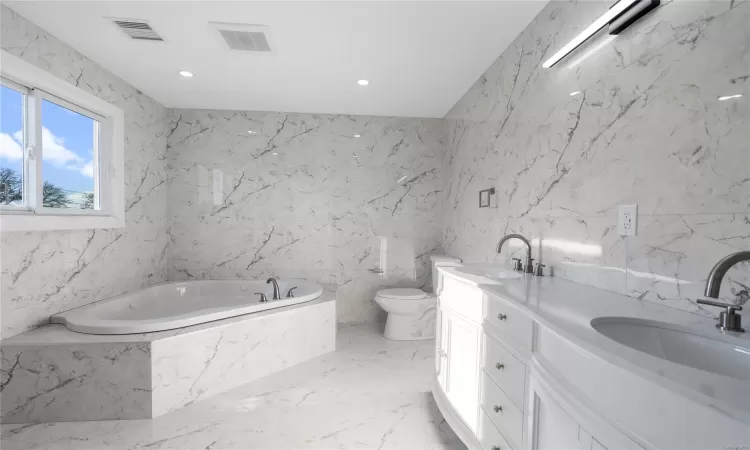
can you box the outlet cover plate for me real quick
[618,204,638,236]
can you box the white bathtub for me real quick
[51,279,323,335]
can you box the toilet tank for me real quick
[429,255,462,294]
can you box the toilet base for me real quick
[383,309,436,341]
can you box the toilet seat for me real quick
[376,288,428,300]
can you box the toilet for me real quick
[374,255,462,340]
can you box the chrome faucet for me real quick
[497,234,535,274]
[696,251,750,333]
[266,277,281,300]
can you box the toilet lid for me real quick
[377,288,427,300]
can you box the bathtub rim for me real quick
[4,284,335,345]
[49,279,324,336]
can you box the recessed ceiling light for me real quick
[718,94,743,101]
[272,152,278,156]
[570,91,581,96]
[354,134,361,138]
[357,80,369,86]
[179,70,194,78]
[248,130,256,134]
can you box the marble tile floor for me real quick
[1,324,465,450]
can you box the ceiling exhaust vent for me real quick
[111,19,163,41]
[210,22,276,54]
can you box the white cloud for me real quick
[0,128,95,178]
[42,127,83,166]
[79,161,94,178]
[0,132,23,161]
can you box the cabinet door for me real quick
[436,308,449,389]
[444,311,481,433]
[529,375,613,450]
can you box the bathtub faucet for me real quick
[267,278,281,300]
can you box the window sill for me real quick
[0,213,125,232]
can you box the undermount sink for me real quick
[591,317,750,380]
[454,265,522,281]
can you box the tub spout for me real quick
[267,278,281,300]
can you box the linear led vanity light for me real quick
[543,0,658,68]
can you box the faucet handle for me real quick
[523,258,535,274]
[534,263,546,277]
[511,258,523,271]
[255,293,268,303]
[287,287,297,298]
[697,299,744,332]
[697,299,742,313]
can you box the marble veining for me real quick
[443,0,750,317]
[0,325,464,450]
[0,5,169,338]
[166,110,446,324]
[0,292,335,423]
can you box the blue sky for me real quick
[1,84,96,194]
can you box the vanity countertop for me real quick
[439,264,750,426]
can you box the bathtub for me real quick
[51,279,323,335]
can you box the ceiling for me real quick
[6,1,548,118]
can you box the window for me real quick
[0,50,124,231]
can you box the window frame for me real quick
[0,50,124,231]
[0,76,30,212]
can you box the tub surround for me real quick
[0,286,336,423]
[166,110,447,325]
[435,265,750,449]
[442,0,750,317]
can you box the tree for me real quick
[0,167,22,205]
[0,167,71,208]
[82,192,94,209]
[43,181,71,208]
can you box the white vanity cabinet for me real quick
[435,274,531,450]
[435,274,484,434]
[527,367,643,450]
[439,308,482,432]
[434,272,638,450]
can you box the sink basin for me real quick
[591,317,750,380]
[455,265,522,281]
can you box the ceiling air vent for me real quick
[210,22,275,53]
[111,19,163,41]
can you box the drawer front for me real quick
[482,333,526,409]
[479,409,514,450]
[440,276,483,323]
[484,294,533,350]
[481,374,524,449]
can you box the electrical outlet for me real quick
[618,204,638,236]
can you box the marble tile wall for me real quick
[152,294,336,416]
[443,0,750,317]
[0,293,335,423]
[0,342,152,423]
[0,6,169,338]
[166,110,446,324]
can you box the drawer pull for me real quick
[495,362,505,370]
[491,446,501,450]
[497,313,507,320]
[493,405,503,413]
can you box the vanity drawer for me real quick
[481,374,524,449]
[482,333,526,409]
[484,294,533,350]
[440,276,483,323]
[478,409,514,450]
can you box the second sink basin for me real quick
[591,317,750,380]
[455,265,522,281]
